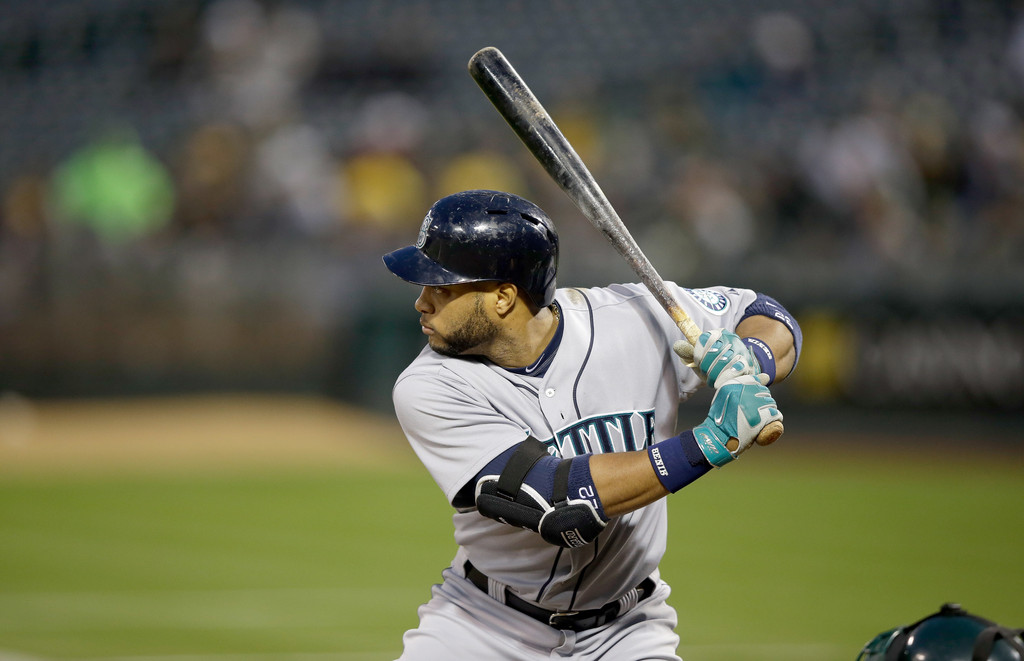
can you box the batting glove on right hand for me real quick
[674,328,766,389]
[692,375,782,467]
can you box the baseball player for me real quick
[382,190,802,659]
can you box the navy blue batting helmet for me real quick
[382,190,559,308]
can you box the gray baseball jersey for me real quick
[392,282,759,614]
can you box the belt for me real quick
[464,560,656,632]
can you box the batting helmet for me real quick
[856,603,1024,661]
[382,190,559,308]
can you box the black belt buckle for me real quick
[549,606,616,632]
[548,610,580,629]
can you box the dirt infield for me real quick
[1,393,1019,477]
[0,393,416,476]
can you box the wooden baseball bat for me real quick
[468,46,782,446]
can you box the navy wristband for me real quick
[742,336,777,384]
[647,431,712,494]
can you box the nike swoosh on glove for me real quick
[692,375,782,467]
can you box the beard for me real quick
[428,296,499,358]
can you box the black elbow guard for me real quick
[475,438,606,548]
[538,499,605,548]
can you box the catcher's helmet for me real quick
[857,603,1024,661]
[382,190,559,308]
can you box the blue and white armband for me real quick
[740,293,803,382]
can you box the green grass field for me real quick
[0,402,1021,660]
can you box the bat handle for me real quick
[668,306,702,346]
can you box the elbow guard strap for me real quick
[475,438,606,548]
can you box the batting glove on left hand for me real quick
[692,375,782,467]
[674,328,766,389]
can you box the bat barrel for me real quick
[469,48,602,213]
[470,48,696,341]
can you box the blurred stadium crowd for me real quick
[0,0,1022,411]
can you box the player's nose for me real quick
[414,287,433,314]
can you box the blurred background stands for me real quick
[0,0,1022,416]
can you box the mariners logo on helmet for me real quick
[382,190,560,308]
[415,214,431,249]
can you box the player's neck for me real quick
[485,303,559,370]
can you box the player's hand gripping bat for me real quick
[468,46,783,447]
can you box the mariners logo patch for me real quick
[415,213,432,248]
[685,288,730,314]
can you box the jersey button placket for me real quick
[538,386,568,428]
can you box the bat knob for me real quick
[755,420,784,446]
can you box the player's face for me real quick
[415,283,500,357]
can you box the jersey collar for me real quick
[506,302,563,378]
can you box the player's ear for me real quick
[493,282,518,316]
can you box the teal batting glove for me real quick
[692,375,783,467]
[674,329,765,389]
